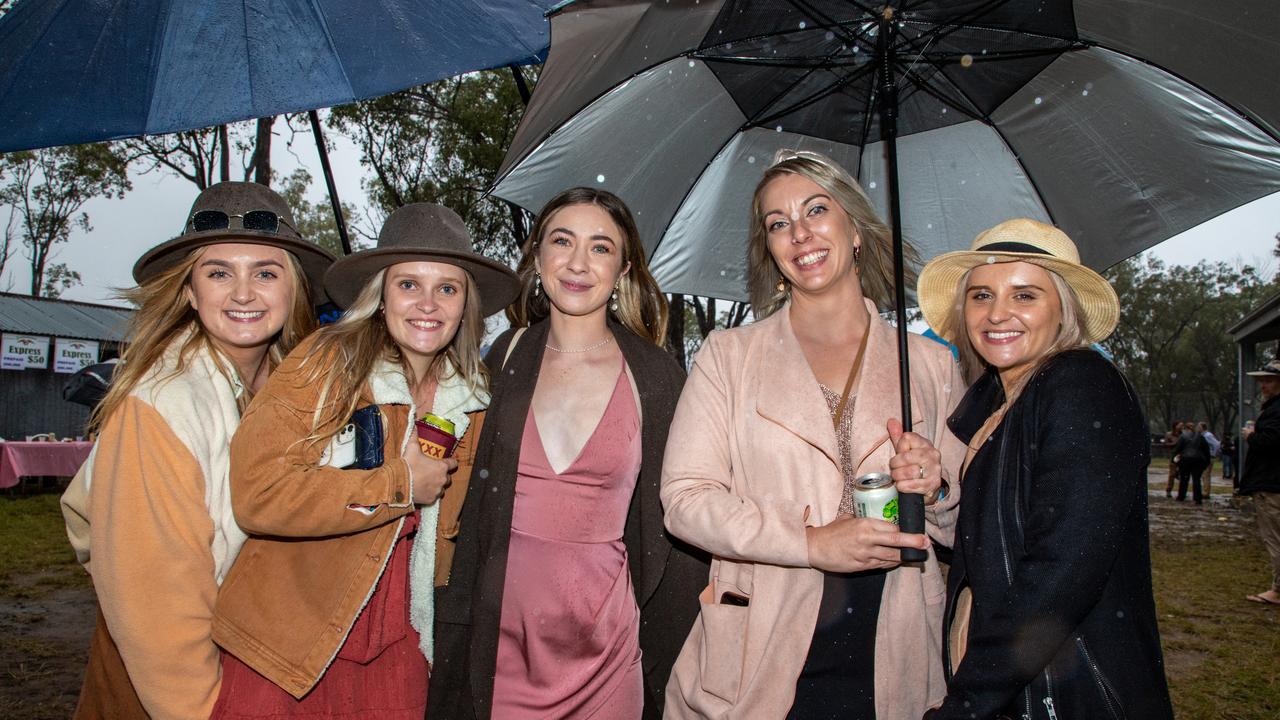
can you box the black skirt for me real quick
[787,568,887,720]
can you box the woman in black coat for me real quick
[428,188,708,720]
[915,218,1173,720]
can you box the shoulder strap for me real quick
[502,327,527,369]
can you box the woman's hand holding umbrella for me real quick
[887,418,945,505]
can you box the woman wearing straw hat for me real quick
[209,203,517,719]
[61,181,333,720]
[429,187,708,720]
[917,218,1173,720]
[662,151,965,720]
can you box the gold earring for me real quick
[776,279,787,293]
[853,244,862,270]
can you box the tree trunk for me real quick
[668,293,686,367]
[252,116,273,185]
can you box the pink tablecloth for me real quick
[0,441,94,489]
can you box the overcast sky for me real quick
[3,114,1277,308]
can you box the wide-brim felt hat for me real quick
[133,181,335,301]
[918,218,1120,345]
[324,203,518,315]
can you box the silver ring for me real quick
[918,464,926,479]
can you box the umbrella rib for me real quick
[896,70,986,125]
[981,115,1061,227]
[644,129,744,279]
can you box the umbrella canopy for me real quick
[493,0,1280,303]
[0,0,558,154]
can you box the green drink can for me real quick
[853,473,899,525]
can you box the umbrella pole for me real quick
[309,110,353,256]
[878,9,927,563]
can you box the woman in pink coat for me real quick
[661,150,965,720]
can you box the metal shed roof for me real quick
[0,293,131,342]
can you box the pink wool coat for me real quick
[661,300,966,719]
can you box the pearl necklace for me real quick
[545,336,614,353]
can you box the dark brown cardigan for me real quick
[428,319,710,719]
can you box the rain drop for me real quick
[478,468,490,480]
[1034,96,1043,105]
[960,54,974,68]
[790,211,800,220]
[1093,421,1102,429]
[719,270,727,276]
[1082,89,1090,97]
[799,21,807,30]
[688,60,696,68]
[825,31,835,41]
[941,107,947,114]
[747,155,756,164]
[985,256,997,264]
[927,223,934,229]
[596,174,606,183]
[775,125,783,132]
[868,181,877,189]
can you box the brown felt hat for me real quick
[133,181,335,301]
[323,203,518,315]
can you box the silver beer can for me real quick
[852,472,899,525]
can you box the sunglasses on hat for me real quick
[189,209,296,234]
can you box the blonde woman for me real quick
[661,151,965,719]
[210,203,518,719]
[917,219,1172,720]
[63,182,332,720]
[430,187,709,719]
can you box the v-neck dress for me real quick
[492,361,643,719]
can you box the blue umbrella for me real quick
[0,0,556,153]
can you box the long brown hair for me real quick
[747,152,919,319]
[91,246,315,431]
[294,266,488,448]
[507,187,668,346]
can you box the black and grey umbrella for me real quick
[492,0,1280,556]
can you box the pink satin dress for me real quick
[492,362,643,719]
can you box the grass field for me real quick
[2,484,1278,719]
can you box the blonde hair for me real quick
[507,187,668,346]
[295,267,488,448]
[748,153,919,319]
[91,246,315,431]
[947,265,1089,391]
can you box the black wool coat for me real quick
[1240,395,1280,495]
[428,320,710,720]
[930,350,1174,720]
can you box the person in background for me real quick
[1173,419,1212,505]
[918,218,1172,720]
[1199,421,1221,494]
[1240,360,1280,606]
[61,182,332,719]
[1163,422,1183,498]
[210,204,518,718]
[661,150,963,720]
[429,187,708,719]
[1222,433,1238,484]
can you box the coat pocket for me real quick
[696,584,749,704]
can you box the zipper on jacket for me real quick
[1076,637,1125,720]
[994,430,1014,585]
[1042,669,1058,720]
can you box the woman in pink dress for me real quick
[429,188,709,719]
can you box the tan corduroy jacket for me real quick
[662,301,966,720]
[212,336,487,699]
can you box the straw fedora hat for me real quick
[133,181,335,301]
[324,203,519,315]
[918,218,1120,345]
